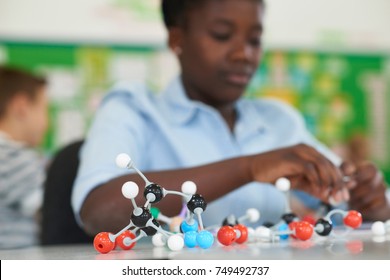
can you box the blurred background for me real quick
[0,0,389,183]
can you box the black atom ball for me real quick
[140,219,160,236]
[315,218,333,236]
[187,194,207,213]
[222,215,237,227]
[262,222,274,228]
[131,207,152,227]
[144,183,164,203]
[281,213,297,224]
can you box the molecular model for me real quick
[151,181,215,249]
[259,177,313,241]
[253,177,363,242]
[93,153,214,254]
[312,209,362,237]
[209,208,260,246]
[150,179,205,235]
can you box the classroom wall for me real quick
[1,0,390,50]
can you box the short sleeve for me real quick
[71,87,150,222]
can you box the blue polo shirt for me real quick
[72,76,341,227]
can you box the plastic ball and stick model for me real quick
[151,182,215,249]
[313,209,362,237]
[260,178,363,242]
[93,180,184,253]
[264,177,313,241]
[209,208,260,246]
[93,153,214,253]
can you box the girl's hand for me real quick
[344,161,390,221]
[249,144,344,202]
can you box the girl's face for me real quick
[177,0,264,108]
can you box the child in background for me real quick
[72,0,390,235]
[0,66,48,248]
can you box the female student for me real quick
[72,0,390,234]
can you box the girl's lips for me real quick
[225,72,252,86]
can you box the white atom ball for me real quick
[152,233,166,247]
[246,208,260,223]
[255,226,271,240]
[167,234,184,251]
[275,177,291,192]
[116,153,132,168]
[371,221,386,236]
[181,181,197,194]
[121,181,139,199]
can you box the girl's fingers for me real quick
[293,145,344,198]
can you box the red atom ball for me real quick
[302,215,316,226]
[217,225,236,246]
[93,232,115,254]
[234,224,248,244]
[288,221,299,239]
[116,230,137,250]
[294,221,314,241]
[343,210,362,229]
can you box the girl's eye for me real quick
[249,37,261,47]
[210,32,231,42]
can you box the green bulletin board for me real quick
[0,42,389,183]
[247,51,390,183]
[0,42,160,155]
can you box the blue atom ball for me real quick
[180,220,199,233]
[184,231,198,248]
[277,223,289,240]
[196,230,214,249]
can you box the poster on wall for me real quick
[247,51,390,182]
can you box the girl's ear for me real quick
[167,27,183,56]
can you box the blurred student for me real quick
[72,0,390,235]
[0,66,48,248]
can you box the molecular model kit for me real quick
[93,153,378,254]
[93,153,214,253]
[251,177,364,242]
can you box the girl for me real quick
[72,0,390,234]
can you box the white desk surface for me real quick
[1,229,390,260]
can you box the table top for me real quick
[1,228,390,260]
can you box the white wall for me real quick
[0,0,389,51]
[264,0,390,52]
[0,0,165,45]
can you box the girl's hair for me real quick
[0,66,46,117]
[161,0,264,29]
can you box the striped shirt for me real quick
[0,132,44,249]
